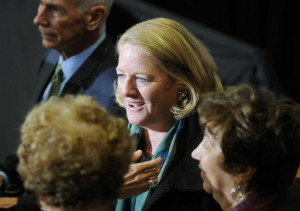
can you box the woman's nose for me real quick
[119,79,138,98]
[191,142,202,161]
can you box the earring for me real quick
[178,90,188,103]
[231,185,245,201]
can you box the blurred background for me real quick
[1,0,299,162]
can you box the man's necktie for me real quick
[48,64,63,98]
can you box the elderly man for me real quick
[0,0,121,208]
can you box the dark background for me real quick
[143,0,300,102]
[1,0,299,162]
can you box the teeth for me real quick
[129,102,143,106]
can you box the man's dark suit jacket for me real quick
[33,36,118,108]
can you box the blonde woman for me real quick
[115,17,223,211]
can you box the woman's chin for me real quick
[127,117,145,127]
[203,181,213,194]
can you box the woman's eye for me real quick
[202,135,210,149]
[203,142,209,149]
[117,73,125,79]
[136,77,148,82]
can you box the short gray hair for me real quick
[75,0,114,17]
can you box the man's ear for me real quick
[86,5,106,31]
[235,167,256,184]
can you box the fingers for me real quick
[152,156,163,166]
[147,178,155,189]
[124,159,161,187]
[125,158,161,179]
[138,156,162,172]
[141,164,160,181]
[119,156,162,198]
[132,150,142,162]
[118,164,160,198]
[148,176,158,186]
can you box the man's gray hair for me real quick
[75,0,114,17]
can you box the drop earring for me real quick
[177,90,188,103]
[231,185,245,201]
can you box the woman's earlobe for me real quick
[235,166,256,184]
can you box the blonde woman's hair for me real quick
[115,17,223,119]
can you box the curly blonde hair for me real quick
[17,95,133,208]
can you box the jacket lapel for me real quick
[33,36,116,102]
[61,36,116,96]
[33,50,59,103]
